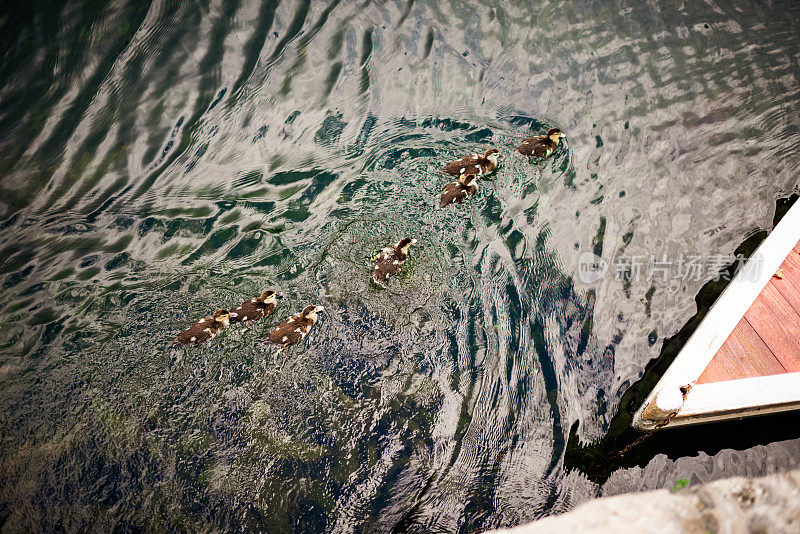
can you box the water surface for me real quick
[1,0,800,531]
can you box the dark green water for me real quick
[1,0,799,531]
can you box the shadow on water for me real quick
[566,194,800,485]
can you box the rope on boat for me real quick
[611,383,693,459]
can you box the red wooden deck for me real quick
[697,238,800,384]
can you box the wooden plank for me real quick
[633,202,800,431]
[772,252,800,318]
[696,344,738,384]
[793,239,800,254]
[745,283,800,372]
[697,242,800,385]
[697,318,786,384]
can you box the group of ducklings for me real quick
[172,291,324,348]
[372,127,566,285]
[172,127,566,348]
[439,127,565,207]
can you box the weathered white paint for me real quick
[633,200,800,430]
[663,372,800,428]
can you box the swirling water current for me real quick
[1,0,800,531]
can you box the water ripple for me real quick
[1,0,800,531]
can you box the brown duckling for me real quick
[266,305,325,346]
[229,290,282,325]
[372,237,416,287]
[516,128,565,158]
[440,173,477,208]
[441,148,503,177]
[172,309,231,346]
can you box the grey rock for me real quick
[490,470,800,534]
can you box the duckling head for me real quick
[547,128,566,144]
[459,173,477,188]
[213,309,231,326]
[301,305,325,322]
[397,237,417,254]
[484,148,503,165]
[260,289,283,303]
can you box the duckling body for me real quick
[372,238,416,287]
[173,309,230,346]
[516,128,565,158]
[267,305,325,346]
[229,290,282,325]
[440,174,477,208]
[442,148,502,177]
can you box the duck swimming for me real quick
[372,237,416,287]
[229,290,282,325]
[440,173,477,208]
[266,305,325,346]
[172,309,230,346]
[442,148,503,177]
[516,128,566,158]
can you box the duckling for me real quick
[516,128,566,158]
[442,148,503,177]
[372,237,417,287]
[440,173,478,208]
[229,290,282,325]
[266,305,325,346]
[172,309,230,346]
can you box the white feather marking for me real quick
[251,299,257,303]
[282,336,288,342]
[203,328,211,333]
[199,318,205,323]
[190,336,196,342]
[393,260,399,265]
[242,316,248,321]
[459,168,465,174]
[288,317,294,322]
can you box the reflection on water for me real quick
[0,0,799,531]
